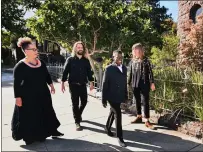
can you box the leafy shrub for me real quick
[150,67,203,121]
[150,33,179,67]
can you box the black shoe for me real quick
[80,116,82,122]
[52,130,64,137]
[25,140,34,145]
[104,127,114,137]
[118,138,126,147]
[76,123,83,131]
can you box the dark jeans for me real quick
[133,80,150,118]
[69,84,87,124]
[106,102,123,138]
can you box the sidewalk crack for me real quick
[186,144,201,152]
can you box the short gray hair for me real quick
[132,43,143,51]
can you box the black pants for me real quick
[106,102,123,138]
[133,80,150,118]
[69,84,87,124]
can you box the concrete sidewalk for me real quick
[2,80,202,151]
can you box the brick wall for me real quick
[177,1,203,40]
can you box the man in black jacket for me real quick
[102,50,128,147]
[61,41,94,131]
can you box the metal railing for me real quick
[47,62,103,99]
[47,62,64,80]
[47,62,203,120]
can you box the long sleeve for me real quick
[87,60,94,82]
[41,60,53,85]
[102,67,110,103]
[125,68,128,101]
[62,57,71,82]
[128,61,132,85]
[148,60,154,83]
[13,64,24,98]
[45,63,52,85]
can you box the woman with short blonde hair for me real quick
[128,43,156,129]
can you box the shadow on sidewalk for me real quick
[20,138,130,151]
[82,120,200,151]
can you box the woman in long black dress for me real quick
[12,37,63,145]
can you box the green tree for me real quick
[1,0,41,33]
[1,0,41,64]
[150,33,179,67]
[27,0,171,52]
[27,0,171,86]
[147,0,172,34]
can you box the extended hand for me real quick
[51,86,55,94]
[90,82,94,91]
[151,83,156,91]
[16,97,22,107]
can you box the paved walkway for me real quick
[2,74,203,151]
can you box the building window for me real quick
[190,4,203,23]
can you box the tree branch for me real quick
[92,17,102,52]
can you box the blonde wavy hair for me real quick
[71,41,87,57]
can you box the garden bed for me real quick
[158,114,203,143]
[121,103,203,143]
[178,121,203,141]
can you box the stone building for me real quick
[177,1,203,42]
[177,1,203,69]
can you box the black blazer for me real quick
[102,63,128,104]
[128,57,154,88]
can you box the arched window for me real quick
[190,4,203,23]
